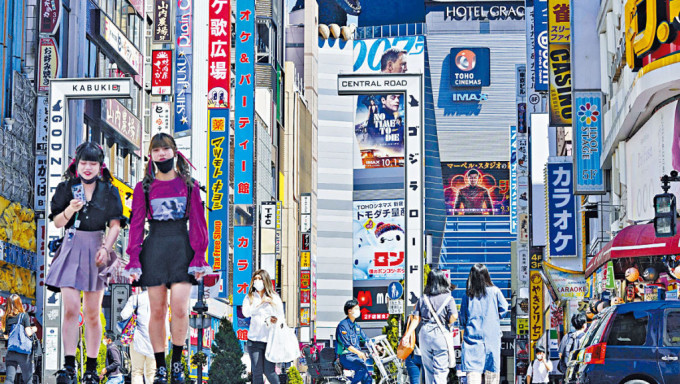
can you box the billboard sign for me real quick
[39,0,61,35]
[530,270,544,361]
[207,0,231,109]
[442,162,510,216]
[510,127,518,234]
[449,48,491,87]
[534,0,549,91]
[548,44,572,126]
[353,200,405,281]
[547,162,577,257]
[102,99,142,148]
[625,0,680,71]
[174,0,193,136]
[151,102,172,135]
[573,91,604,194]
[153,0,172,43]
[37,37,59,93]
[548,0,571,43]
[354,284,391,322]
[151,50,172,95]
[353,36,425,74]
[208,109,229,299]
[354,94,404,169]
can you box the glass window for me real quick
[607,312,648,346]
[665,310,680,346]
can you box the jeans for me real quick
[106,375,125,384]
[404,353,422,384]
[339,354,372,384]
[130,347,156,384]
[5,351,32,384]
[247,340,280,384]
[466,371,500,384]
[419,324,450,384]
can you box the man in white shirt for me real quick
[527,345,552,384]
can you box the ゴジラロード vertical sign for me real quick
[546,162,577,257]
[207,0,231,108]
[207,109,229,299]
[174,0,193,136]
[234,0,254,344]
[573,91,604,194]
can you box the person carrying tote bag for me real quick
[402,270,458,384]
[265,318,300,363]
[2,294,36,384]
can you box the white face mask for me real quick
[351,309,361,319]
[253,280,264,292]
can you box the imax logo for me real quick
[453,92,488,102]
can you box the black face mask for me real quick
[80,175,98,184]
[154,157,175,174]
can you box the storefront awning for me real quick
[585,223,680,277]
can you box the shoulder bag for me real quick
[397,315,416,360]
[116,295,138,345]
[8,313,32,355]
[424,295,456,368]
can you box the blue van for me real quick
[564,301,680,384]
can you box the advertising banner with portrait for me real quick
[353,35,425,74]
[353,200,405,281]
[354,94,405,169]
[441,162,510,216]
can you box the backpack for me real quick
[558,331,585,373]
[117,347,131,376]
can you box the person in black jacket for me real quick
[100,332,125,384]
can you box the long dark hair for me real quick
[424,269,451,296]
[466,263,494,299]
[142,133,193,203]
[64,142,112,182]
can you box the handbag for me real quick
[424,295,456,369]
[265,320,301,363]
[48,211,80,253]
[7,313,32,355]
[397,315,416,360]
[116,295,138,345]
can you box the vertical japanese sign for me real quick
[37,37,60,93]
[208,109,229,299]
[510,126,518,235]
[530,271,544,361]
[151,102,172,135]
[534,0,549,91]
[547,162,577,257]
[233,0,255,344]
[548,0,572,126]
[208,0,231,108]
[259,202,277,286]
[39,0,62,35]
[153,0,171,43]
[34,156,47,212]
[174,0,193,136]
[573,91,604,194]
[151,50,172,95]
[300,194,312,323]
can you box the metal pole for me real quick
[426,234,433,266]
[194,279,206,383]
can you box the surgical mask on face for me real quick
[154,157,175,173]
[351,309,361,319]
[253,280,264,292]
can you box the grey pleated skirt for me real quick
[45,230,118,292]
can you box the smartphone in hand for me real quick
[72,184,86,202]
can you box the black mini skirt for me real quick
[136,219,198,287]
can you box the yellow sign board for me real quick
[517,317,529,336]
[301,251,311,269]
[530,271,544,361]
[548,44,572,126]
[548,0,571,44]
[110,176,133,218]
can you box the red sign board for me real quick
[40,0,61,35]
[152,50,172,95]
[300,289,310,305]
[207,0,231,108]
[300,271,311,289]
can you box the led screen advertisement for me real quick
[353,35,425,74]
[354,94,405,168]
[442,162,510,216]
[353,200,405,281]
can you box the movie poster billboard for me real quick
[442,162,510,216]
[353,200,405,280]
[354,94,405,169]
[353,35,425,74]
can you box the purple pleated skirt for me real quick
[45,230,118,292]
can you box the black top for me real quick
[3,313,30,336]
[49,179,127,231]
[105,343,123,376]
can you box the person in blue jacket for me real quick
[459,264,509,384]
[336,299,372,384]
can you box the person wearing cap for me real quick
[526,345,552,384]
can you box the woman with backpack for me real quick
[45,142,125,384]
[402,269,458,384]
[459,264,509,384]
[124,133,211,384]
[2,294,36,384]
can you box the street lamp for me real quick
[654,172,679,238]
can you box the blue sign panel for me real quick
[510,126,517,234]
[387,282,403,300]
[449,47,490,87]
[234,0,254,205]
[534,0,549,91]
[208,109,229,299]
[547,162,577,257]
[573,91,604,193]
[233,225,253,344]
[174,0,192,136]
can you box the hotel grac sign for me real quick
[625,0,680,71]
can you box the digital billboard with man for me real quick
[442,162,510,216]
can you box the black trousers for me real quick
[247,340,280,384]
